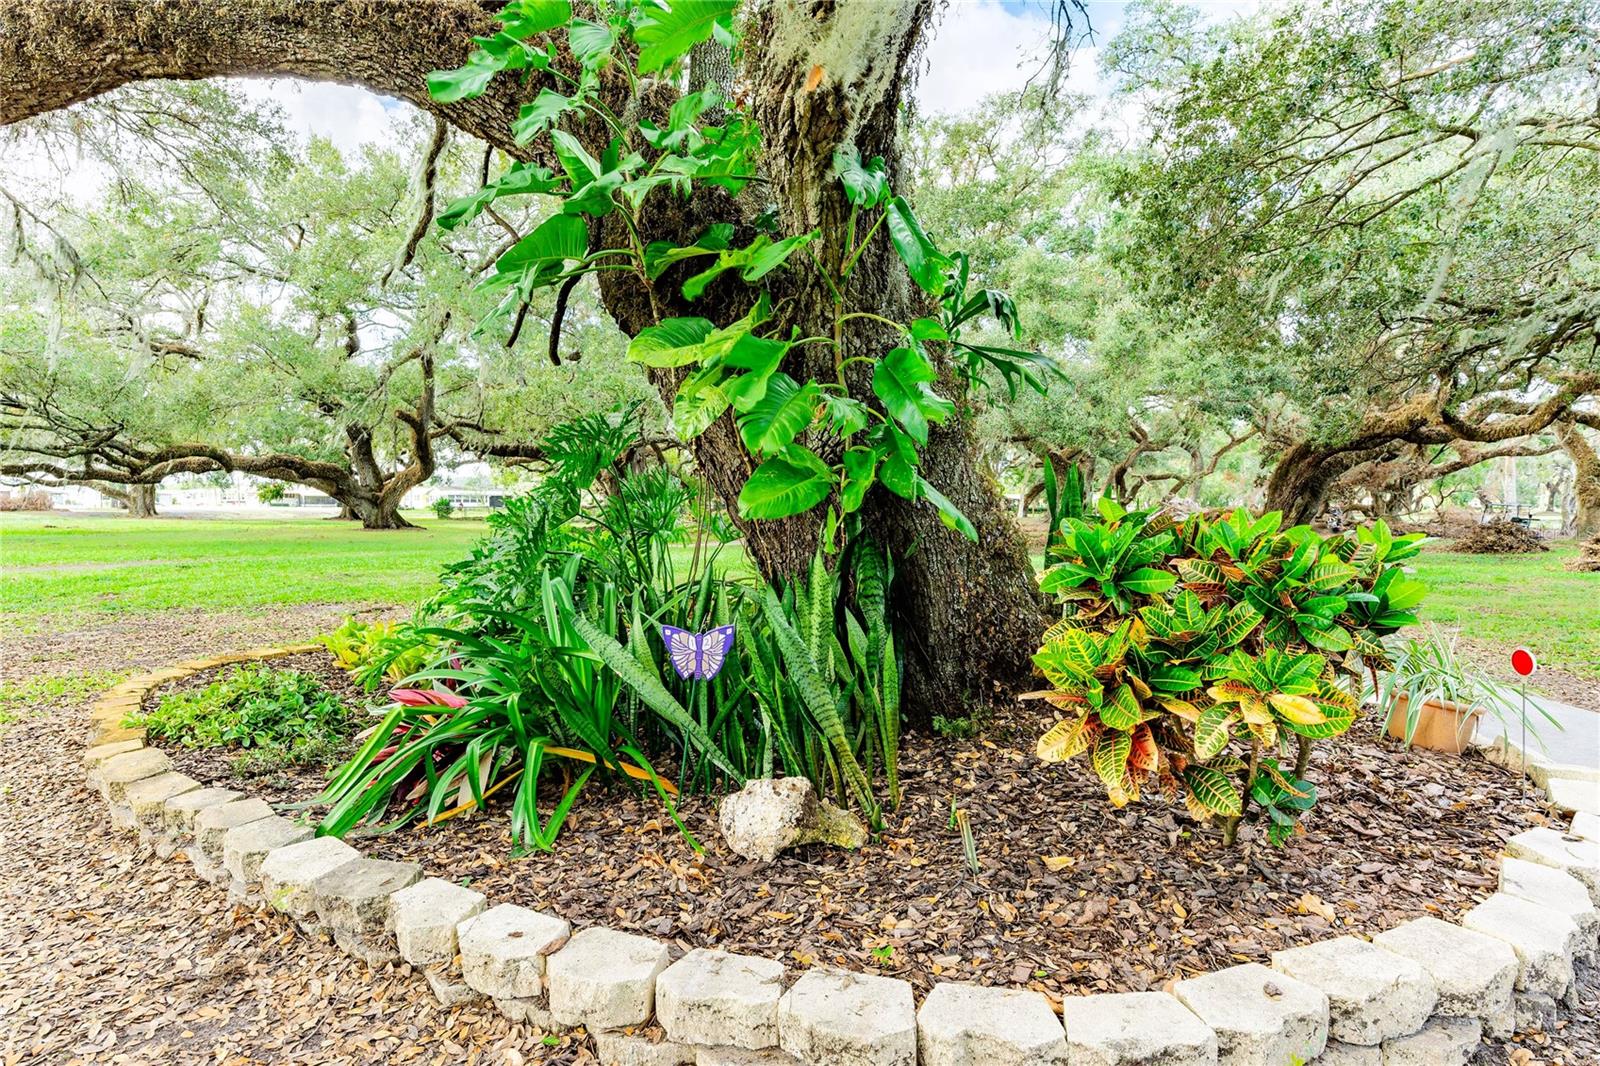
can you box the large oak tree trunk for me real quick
[1559,423,1600,539]
[126,482,158,518]
[0,0,1049,717]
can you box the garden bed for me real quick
[160,649,1561,1004]
[140,651,369,805]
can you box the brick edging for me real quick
[84,648,1600,1066]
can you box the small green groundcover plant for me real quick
[129,664,359,777]
[1030,495,1427,846]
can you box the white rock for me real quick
[591,1029,695,1066]
[1460,893,1580,997]
[1572,811,1600,842]
[717,778,867,862]
[223,815,313,886]
[1546,776,1600,817]
[1378,1016,1480,1066]
[548,926,671,1030]
[1173,962,1327,1066]
[260,836,362,924]
[1270,936,1436,1046]
[1499,856,1600,959]
[313,857,423,964]
[389,877,486,967]
[1060,991,1217,1066]
[421,966,484,1008]
[1504,827,1600,905]
[778,968,917,1066]
[916,982,1068,1066]
[458,903,570,1000]
[1370,916,1517,1037]
[657,948,785,1049]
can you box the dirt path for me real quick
[0,606,588,1066]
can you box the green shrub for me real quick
[432,496,455,520]
[1031,505,1426,845]
[130,664,357,770]
[256,482,287,503]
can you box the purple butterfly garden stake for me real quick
[660,624,736,681]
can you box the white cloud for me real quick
[232,78,408,151]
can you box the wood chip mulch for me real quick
[3,611,1595,1064]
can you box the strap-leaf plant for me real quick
[427,0,1052,548]
[1029,505,1425,846]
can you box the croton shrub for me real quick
[1030,502,1426,844]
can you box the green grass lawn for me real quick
[1409,542,1598,680]
[4,513,1593,680]
[0,512,488,617]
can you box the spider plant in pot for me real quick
[1373,627,1547,754]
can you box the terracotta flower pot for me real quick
[1385,694,1483,754]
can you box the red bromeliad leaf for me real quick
[390,687,468,708]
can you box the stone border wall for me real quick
[84,648,1600,1066]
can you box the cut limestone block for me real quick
[84,739,143,767]
[1311,1041,1377,1065]
[260,835,361,928]
[193,797,274,881]
[591,1029,695,1066]
[88,724,144,748]
[778,968,917,1066]
[1531,760,1600,788]
[157,786,244,859]
[312,857,423,965]
[1514,990,1558,1033]
[1270,937,1436,1046]
[1370,917,1517,1038]
[548,926,671,1031]
[1059,990,1218,1066]
[121,771,200,831]
[389,877,486,968]
[1499,856,1600,959]
[916,982,1068,1066]
[1172,962,1327,1066]
[458,903,570,1000]
[1378,1016,1480,1066]
[1504,827,1600,905]
[1460,893,1580,998]
[1572,811,1600,842]
[657,948,785,1050]
[223,815,312,892]
[92,747,170,803]
[494,995,554,1027]
[1546,776,1600,817]
[421,965,484,1008]
[696,1049,800,1065]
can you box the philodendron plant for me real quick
[1030,508,1425,846]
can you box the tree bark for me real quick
[126,482,158,517]
[1,0,1049,717]
[1559,422,1600,539]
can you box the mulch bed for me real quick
[141,652,371,805]
[158,650,1568,1008]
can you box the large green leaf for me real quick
[835,147,890,208]
[501,0,573,37]
[627,317,715,368]
[438,164,563,231]
[738,446,833,520]
[550,130,601,186]
[871,346,954,445]
[512,88,577,144]
[633,0,738,74]
[644,224,734,279]
[721,334,789,413]
[672,366,731,439]
[567,18,616,67]
[916,476,977,541]
[487,213,587,285]
[737,373,819,456]
[681,232,818,300]
[884,196,949,295]
[840,446,883,514]
[427,57,501,103]
[1184,764,1243,816]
